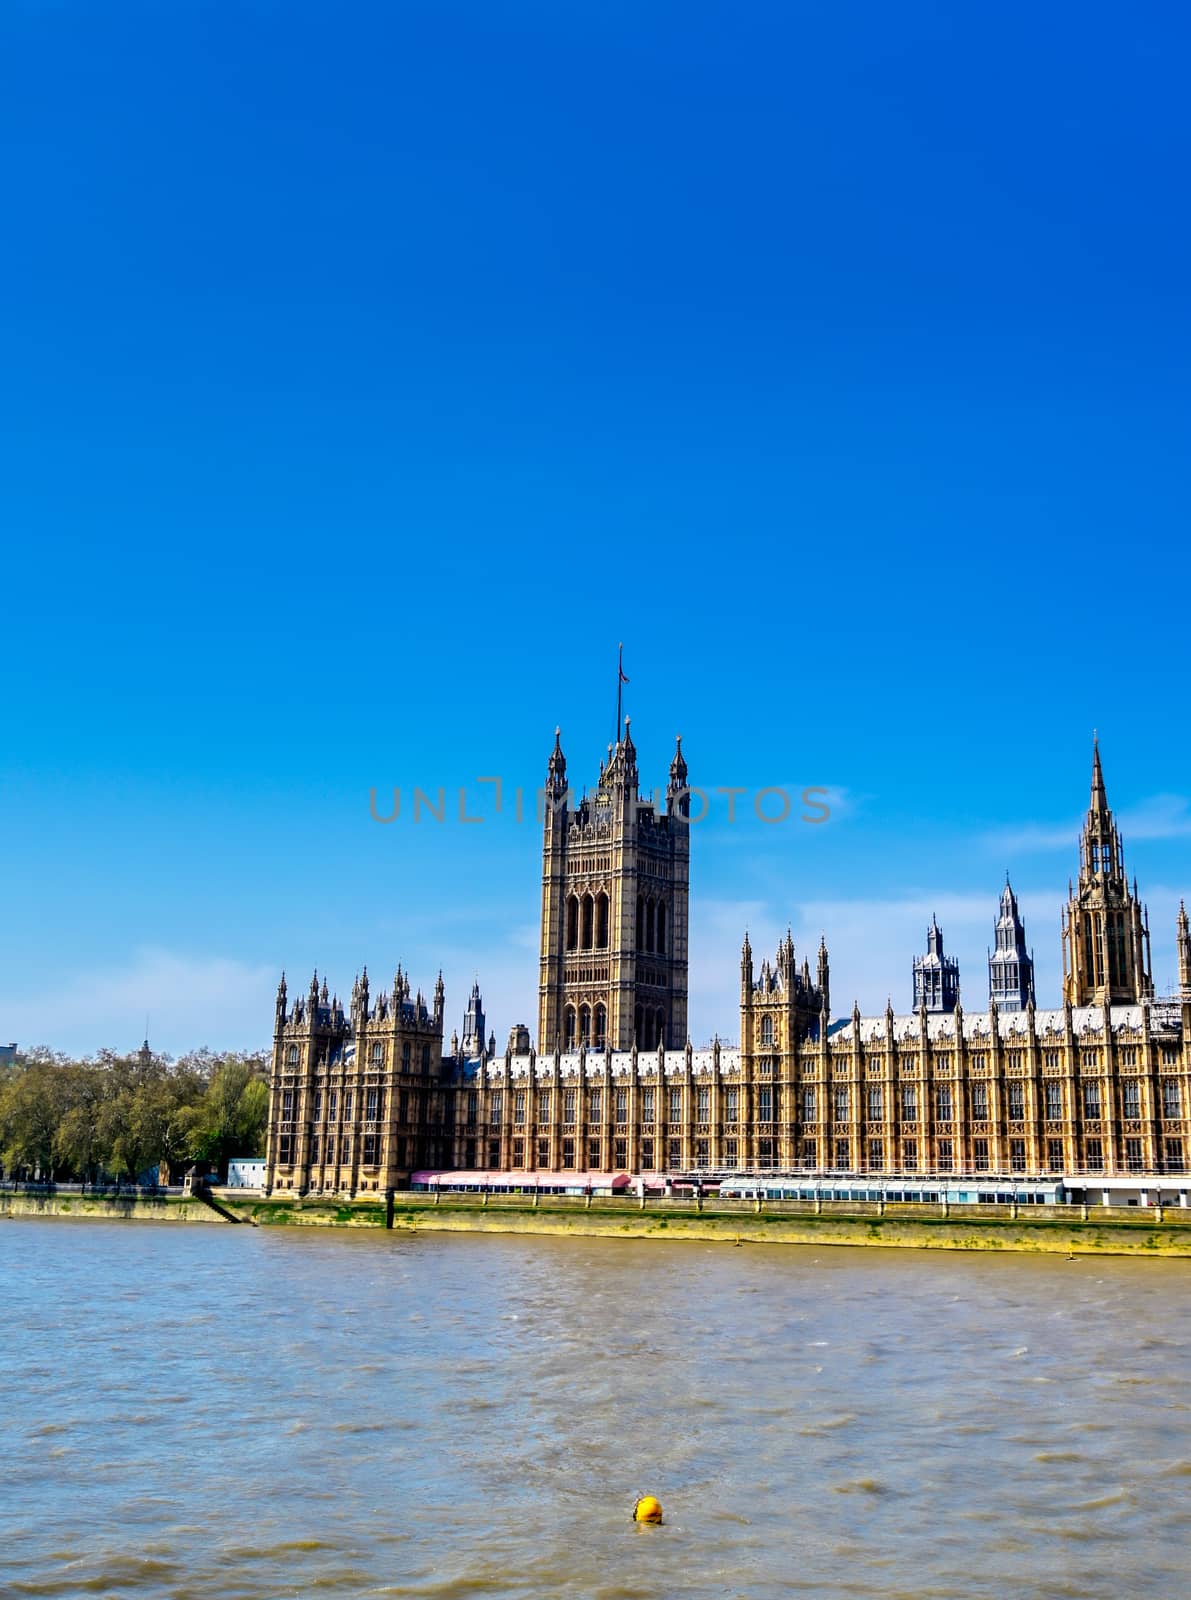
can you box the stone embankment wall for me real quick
[9,1189,1191,1256]
[377,1199,1191,1257]
[0,1193,229,1223]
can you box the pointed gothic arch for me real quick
[596,891,609,948]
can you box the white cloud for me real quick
[984,793,1191,854]
[15,888,1186,1065]
[0,948,276,1059]
[983,819,1079,853]
[688,890,1067,1040]
[437,924,539,1050]
[1118,795,1191,841]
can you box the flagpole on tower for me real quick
[616,643,629,744]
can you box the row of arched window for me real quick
[564,1003,608,1048]
[564,891,669,954]
[285,1040,431,1071]
[634,1005,667,1051]
[636,894,666,954]
[562,1003,668,1050]
[565,892,610,951]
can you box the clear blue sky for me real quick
[3,1,1189,1054]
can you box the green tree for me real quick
[0,1052,74,1179]
[96,1051,207,1182]
[183,1054,269,1178]
[55,1061,108,1186]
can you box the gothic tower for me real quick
[461,979,486,1058]
[1061,738,1153,1006]
[988,876,1034,1012]
[912,916,959,1012]
[538,718,690,1053]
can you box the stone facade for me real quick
[265,734,1191,1188]
[448,992,1191,1178]
[264,967,453,1195]
[537,721,690,1054]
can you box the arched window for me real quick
[566,896,579,951]
[564,1007,577,1049]
[594,1004,607,1047]
[581,894,594,951]
[760,1015,774,1047]
[579,1005,591,1045]
[645,897,655,953]
[636,894,645,949]
[286,1044,299,1066]
[402,1042,411,1069]
[656,901,666,955]
[422,1044,430,1072]
[596,892,609,948]
[371,1042,384,1064]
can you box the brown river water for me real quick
[2,1220,1190,1599]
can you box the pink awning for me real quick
[413,1169,635,1190]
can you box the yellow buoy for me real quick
[633,1494,663,1524]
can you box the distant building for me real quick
[460,980,486,1058]
[0,1043,16,1068]
[226,1158,267,1190]
[988,878,1034,1012]
[912,918,959,1013]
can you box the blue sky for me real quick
[3,1,1189,1054]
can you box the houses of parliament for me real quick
[264,720,1191,1195]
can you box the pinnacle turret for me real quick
[547,726,567,790]
[914,919,959,1013]
[668,733,688,791]
[989,875,1033,1012]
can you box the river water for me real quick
[2,1221,1190,1599]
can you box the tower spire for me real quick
[1090,732,1108,815]
[1063,738,1153,1005]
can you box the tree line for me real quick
[0,1046,269,1185]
